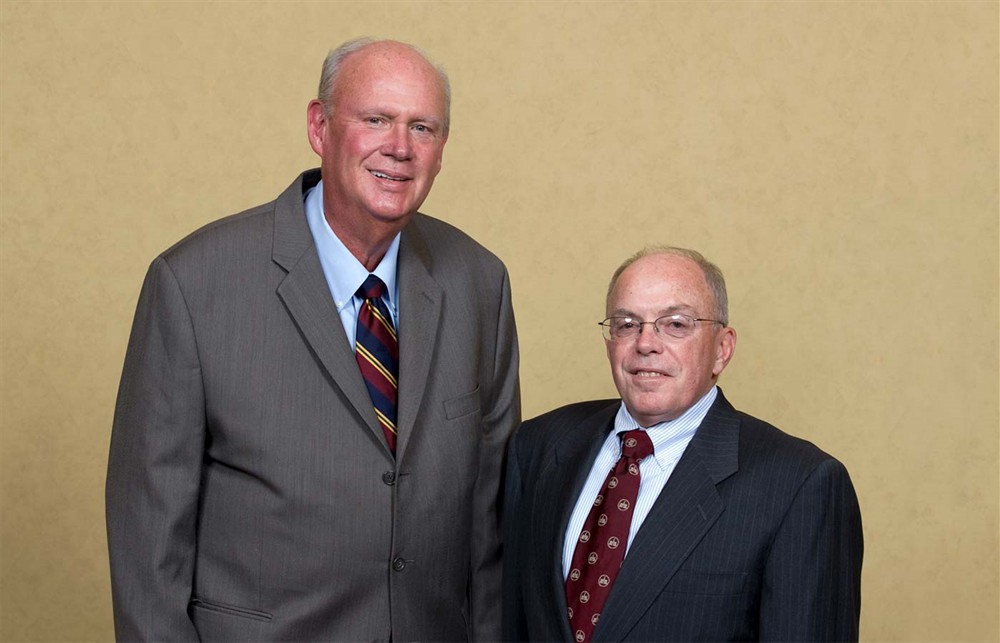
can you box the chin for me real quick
[629,399,684,427]
[367,206,415,224]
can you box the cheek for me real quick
[686,346,718,380]
[420,144,445,176]
[606,343,625,374]
[346,138,370,161]
[340,131,380,160]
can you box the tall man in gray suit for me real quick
[107,38,519,641]
[503,247,862,642]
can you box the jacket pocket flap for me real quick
[444,386,480,420]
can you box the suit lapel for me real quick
[534,404,618,642]
[593,391,741,642]
[272,171,391,456]
[392,221,443,460]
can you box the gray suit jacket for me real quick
[503,391,862,642]
[107,169,520,641]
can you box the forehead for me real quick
[335,43,444,108]
[609,254,713,313]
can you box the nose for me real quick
[634,322,664,354]
[382,123,413,160]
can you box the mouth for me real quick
[369,170,410,182]
[630,369,669,378]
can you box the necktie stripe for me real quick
[356,365,397,404]
[363,301,398,346]
[368,304,398,341]
[355,328,397,371]
[356,344,398,387]
[374,408,397,435]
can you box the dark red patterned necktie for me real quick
[565,429,654,642]
[354,275,399,454]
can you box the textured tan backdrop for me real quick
[1,1,997,640]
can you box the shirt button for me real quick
[392,557,406,572]
[382,471,396,486]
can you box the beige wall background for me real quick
[1,1,997,640]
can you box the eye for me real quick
[659,315,695,336]
[615,318,639,331]
[365,116,384,126]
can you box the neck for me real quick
[324,212,407,272]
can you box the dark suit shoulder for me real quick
[712,405,854,505]
[513,399,618,455]
[733,408,841,467]
[522,399,620,431]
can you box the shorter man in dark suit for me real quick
[503,247,862,642]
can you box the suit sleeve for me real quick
[106,257,204,641]
[759,457,864,642]
[470,267,521,642]
[501,427,529,643]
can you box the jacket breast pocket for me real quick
[444,386,480,420]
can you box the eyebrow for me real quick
[608,304,698,318]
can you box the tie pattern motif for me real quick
[355,275,399,454]
[565,429,654,643]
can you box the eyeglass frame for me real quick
[598,313,726,341]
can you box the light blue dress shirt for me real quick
[561,386,719,579]
[304,181,400,346]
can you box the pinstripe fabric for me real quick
[503,389,863,642]
[562,389,715,579]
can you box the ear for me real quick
[712,326,737,377]
[306,99,327,157]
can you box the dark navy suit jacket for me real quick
[502,390,862,642]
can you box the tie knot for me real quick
[357,274,386,300]
[620,430,654,461]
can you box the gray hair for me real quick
[606,246,730,326]
[317,37,452,134]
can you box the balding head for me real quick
[318,38,451,134]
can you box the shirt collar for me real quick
[304,180,400,314]
[612,386,718,470]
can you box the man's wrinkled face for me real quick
[605,254,736,427]
[307,42,448,231]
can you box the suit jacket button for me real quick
[382,470,396,486]
[392,557,406,572]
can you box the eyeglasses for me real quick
[599,314,725,341]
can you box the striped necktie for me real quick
[355,275,399,454]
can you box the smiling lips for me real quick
[370,169,409,182]
[631,368,671,379]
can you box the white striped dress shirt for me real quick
[561,386,718,579]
